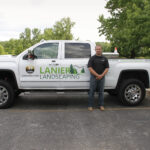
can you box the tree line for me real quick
[0,17,75,55]
[1,0,150,58]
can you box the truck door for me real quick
[19,42,62,89]
[59,42,92,89]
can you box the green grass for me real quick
[135,56,150,59]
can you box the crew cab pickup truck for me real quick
[0,40,150,108]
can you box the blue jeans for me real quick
[88,74,105,107]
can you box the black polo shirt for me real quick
[88,55,109,74]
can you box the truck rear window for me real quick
[65,43,91,58]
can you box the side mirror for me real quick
[28,50,34,60]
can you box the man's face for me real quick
[95,46,102,56]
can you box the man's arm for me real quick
[96,68,109,80]
[88,67,99,78]
[88,67,109,80]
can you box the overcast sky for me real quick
[0,0,109,42]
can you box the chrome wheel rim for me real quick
[124,84,141,103]
[0,86,9,105]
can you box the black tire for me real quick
[118,79,145,106]
[0,80,14,109]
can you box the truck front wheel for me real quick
[0,80,14,109]
[118,79,145,106]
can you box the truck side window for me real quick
[33,43,59,59]
[65,43,91,58]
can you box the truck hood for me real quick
[0,55,17,62]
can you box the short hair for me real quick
[95,45,102,49]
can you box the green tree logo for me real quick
[73,68,78,74]
[70,64,78,74]
[81,68,85,74]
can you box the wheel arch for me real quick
[0,69,18,91]
[116,69,149,89]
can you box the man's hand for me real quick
[88,67,109,80]
[88,67,99,78]
[96,74,103,80]
[96,68,109,80]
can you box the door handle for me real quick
[49,63,59,66]
[51,60,59,65]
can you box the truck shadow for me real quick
[11,92,150,110]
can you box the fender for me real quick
[0,69,19,89]
[117,69,149,88]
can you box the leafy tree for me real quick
[20,28,32,49]
[96,42,112,52]
[0,17,75,55]
[0,44,5,55]
[14,40,24,55]
[98,0,150,58]
[32,28,43,45]
[3,39,17,54]
[52,17,75,40]
[43,28,53,40]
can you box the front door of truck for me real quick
[19,42,62,89]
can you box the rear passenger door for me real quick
[60,42,91,89]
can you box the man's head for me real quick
[95,45,102,56]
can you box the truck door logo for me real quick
[40,64,85,80]
[70,64,85,74]
[26,66,35,74]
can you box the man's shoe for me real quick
[88,107,93,111]
[100,106,105,111]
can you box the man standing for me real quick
[88,45,109,111]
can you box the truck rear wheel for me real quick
[0,80,14,109]
[118,79,145,106]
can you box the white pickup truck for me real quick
[0,40,150,108]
